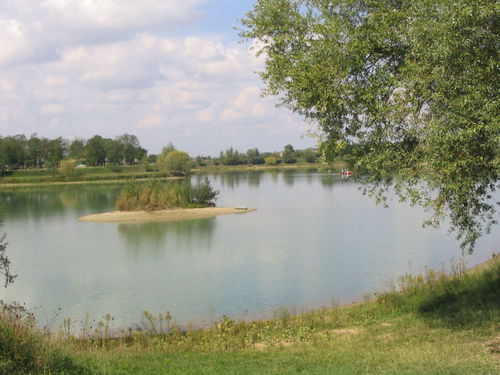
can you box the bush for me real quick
[192,178,219,206]
[58,159,77,177]
[265,156,278,165]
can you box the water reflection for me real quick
[213,171,264,190]
[118,218,216,257]
[217,172,241,190]
[247,172,262,187]
[0,185,120,220]
[282,169,296,186]
[319,174,338,188]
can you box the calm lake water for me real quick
[0,170,498,331]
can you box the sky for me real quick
[0,0,316,156]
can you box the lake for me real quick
[0,170,497,332]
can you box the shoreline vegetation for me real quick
[0,161,349,187]
[1,255,498,374]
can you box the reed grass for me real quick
[115,178,219,211]
[0,301,95,375]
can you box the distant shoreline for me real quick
[79,207,257,223]
[0,162,346,188]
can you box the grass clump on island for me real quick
[115,178,219,211]
[2,257,498,374]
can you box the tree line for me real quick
[0,134,146,170]
[195,145,319,167]
[0,133,320,172]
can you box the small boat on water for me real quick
[340,170,353,176]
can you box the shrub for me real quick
[265,156,278,165]
[58,159,77,177]
[192,178,219,206]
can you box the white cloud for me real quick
[0,18,35,67]
[40,103,66,115]
[44,75,69,86]
[0,1,315,154]
[139,113,166,129]
[40,0,205,32]
[222,86,269,122]
[0,80,15,92]
[0,0,206,67]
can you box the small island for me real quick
[79,178,256,223]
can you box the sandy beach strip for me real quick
[79,207,257,223]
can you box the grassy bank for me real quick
[0,162,344,187]
[0,165,164,185]
[1,257,498,374]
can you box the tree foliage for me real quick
[0,217,16,288]
[158,150,191,176]
[241,0,499,251]
[0,133,146,169]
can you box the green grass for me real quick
[2,258,498,374]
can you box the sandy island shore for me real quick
[79,207,257,223]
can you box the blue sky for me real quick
[0,0,315,155]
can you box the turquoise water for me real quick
[0,170,497,331]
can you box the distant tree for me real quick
[158,150,191,176]
[26,134,43,168]
[69,139,86,162]
[161,142,176,157]
[85,135,107,166]
[116,134,144,165]
[303,149,318,163]
[0,135,27,169]
[44,137,67,168]
[222,147,245,165]
[157,143,176,170]
[147,154,158,164]
[282,144,297,164]
[246,148,265,165]
[105,138,123,165]
[0,217,16,287]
